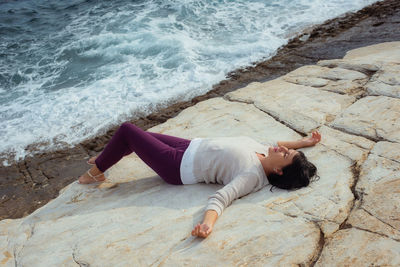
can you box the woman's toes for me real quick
[78,173,93,184]
[78,175,87,184]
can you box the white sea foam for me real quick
[0,0,378,163]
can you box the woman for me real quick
[79,122,321,238]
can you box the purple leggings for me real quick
[95,122,191,185]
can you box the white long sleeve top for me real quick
[180,136,276,216]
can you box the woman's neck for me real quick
[256,153,274,176]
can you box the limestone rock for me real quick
[286,65,367,81]
[369,140,400,162]
[0,192,321,266]
[317,125,374,162]
[366,63,400,98]
[225,79,355,133]
[347,208,400,241]
[283,65,368,96]
[316,228,400,266]
[149,97,300,143]
[0,219,19,266]
[344,41,400,64]
[347,141,400,240]
[317,59,380,74]
[162,207,321,266]
[283,75,329,87]
[331,96,400,143]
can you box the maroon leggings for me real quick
[95,122,191,185]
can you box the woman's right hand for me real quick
[191,223,213,238]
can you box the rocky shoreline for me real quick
[1,0,400,220]
[3,39,400,267]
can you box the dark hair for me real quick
[267,151,318,191]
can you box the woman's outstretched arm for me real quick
[191,173,258,238]
[277,131,321,149]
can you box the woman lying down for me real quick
[78,122,321,238]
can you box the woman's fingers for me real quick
[191,223,200,236]
[200,224,208,236]
[311,131,321,143]
[315,131,321,141]
[197,224,205,237]
[192,223,211,238]
[302,131,321,147]
[195,224,200,234]
[201,224,212,237]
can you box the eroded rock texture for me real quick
[1,42,399,266]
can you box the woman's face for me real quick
[268,146,299,169]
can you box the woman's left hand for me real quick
[302,131,321,147]
[191,223,213,238]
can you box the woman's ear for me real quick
[274,168,283,176]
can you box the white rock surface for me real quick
[344,41,400,64]
[283,64,368,96]
[317,125,374,162]
[331,96,400,143]
[286,65,367,81]
[318,59,380,73]
[366,63,400,98]
[225,79,355,133]
[348,141,400,240]
[316,228,400,266]
[283,68,366,96]
[2,42,400,266]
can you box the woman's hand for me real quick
[302,131,321,147]
[191,223,213,238]
[192,210,217,238]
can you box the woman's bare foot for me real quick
[78,165,106,184]
[87,155,98,165]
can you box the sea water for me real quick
[0,0,378,164]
